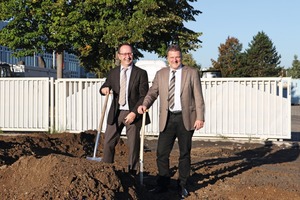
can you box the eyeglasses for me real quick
[118,52,133,56]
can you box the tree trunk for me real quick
[56,52,64,78]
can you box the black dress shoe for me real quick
[179,187,189,199]
[128,169,137,176]
[149,185,168,194]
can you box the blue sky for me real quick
[142,0,300,69]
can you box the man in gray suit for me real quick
[100,43,150,174]
[138,44,205,199]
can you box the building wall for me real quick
[0,21,91,78]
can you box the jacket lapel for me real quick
[163,67,171,95]
[181,65,187,96]
[127,65,137,96]
[116,66,121,93]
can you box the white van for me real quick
[201,70,222,78]
[135,60,167,81]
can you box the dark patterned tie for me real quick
[168,70,176,109]
[119,68,128,106]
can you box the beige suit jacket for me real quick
[142,65,205,132]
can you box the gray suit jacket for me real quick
[142,65,205,132]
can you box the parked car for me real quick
[201,70,222,78]
[0,63,13,77]
[135,60,167,81]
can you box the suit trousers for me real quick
[156,111,194,187]
[103,110,141,171]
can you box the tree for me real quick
[182,53,201,69]
[211,36,243,77]
[287,55,300,78]
[0,0,73,77]
[244,31,282,77]
[0,0,202,77]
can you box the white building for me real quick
[0,21,91,78]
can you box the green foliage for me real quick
[0,0,202,77]
[182,53,201,69]
[211,36,243,77]
[211,32,282,77]
[287,55,300,78]
[244,31,282,77]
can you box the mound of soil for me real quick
[0,131,299,200]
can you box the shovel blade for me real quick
[86,156,102,162]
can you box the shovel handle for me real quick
[98,94,110,133]
[139,110,148,185]
[89,93,110,160]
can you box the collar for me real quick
[120,65,132,71]
[169,64,183,72]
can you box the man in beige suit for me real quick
[138,44,205,199]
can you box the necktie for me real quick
[168,70,176,109]
[119,68,128,106]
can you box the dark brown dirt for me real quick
[0,130,299,200]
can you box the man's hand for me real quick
[101,87,110,95]
[124,112,136,125]
[137,105,147,114]
[194,120,204,130]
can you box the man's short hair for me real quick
[167,44,181,54]
[117,43,133,53]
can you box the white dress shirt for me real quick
[169,66,182,112]
[119,65,132,110]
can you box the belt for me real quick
[169,110,182,115]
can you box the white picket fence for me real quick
[0,77,54,132]
[0,77,292,140]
